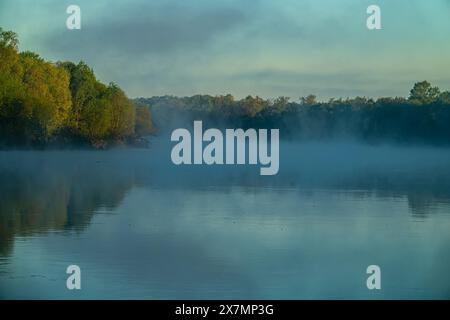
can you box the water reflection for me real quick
[0,144,450,298]
[0,151,136,255]
[1,146,450,256]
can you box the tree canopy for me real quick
[0,28,154,147]
[409,81,440,105]
[137,80,450,145]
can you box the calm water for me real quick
[0,143,450,299]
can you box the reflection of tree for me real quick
[1,148,450,256]
[344,173,450,217]
[0,160,136,256]
[404,181,450,217]
[407,193,436,217]
[264,169,450,218]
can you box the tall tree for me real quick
[134,103,155,136]
[106,82,135,138]
[409,81,440,105]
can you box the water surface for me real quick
[0,143,449,299]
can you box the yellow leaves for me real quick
[1,29,150,146]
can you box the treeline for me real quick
[0,28,154,148]
[136,81,450,145]
[3,27,450,147]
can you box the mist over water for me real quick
[0,141,450,299]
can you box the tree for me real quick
[59,61,99,132]
[300,94,317,105]
[134,104,154,136]
[240,95,268,117]
[209,94,235,117]
[1,32,71,143]
[0,28,22,119]
[0,28,18,50]
[106,82,135,138]
[271,96,290,113]
[19,52,72,140]
[1,28,148,147]
[409,81,440,105]
[438,91,450,105]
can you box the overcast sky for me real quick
[1,0,450,100]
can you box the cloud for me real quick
[40,1,251,61]
[2,0,449,99]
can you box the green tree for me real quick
[272,96,290,113]
[0,28,18,50]
[106,82,135,138]
[438,91,450,105]
[300,94,317,105]
[0,28,23,123]
[409,81,440,105]
[1,30,71,143]
[209,94,236,117]
[19,52,72,139]
[1,28,148,147]
[59,61,99,132]
[240,95,268,117]
[59,61,142,144]
[134,104,155,136]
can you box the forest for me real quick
[0,28,154,148]
[2,27,450,148]
[137,81,450,145]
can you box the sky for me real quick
[1,0,450,100]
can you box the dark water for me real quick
[0,142,449,299]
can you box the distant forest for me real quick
[0,28,154,148]
[2,28,450,148]
[137,80,450,145]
